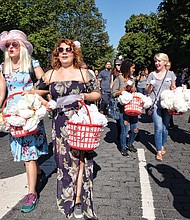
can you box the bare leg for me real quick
[24,160,38,193]
[75,152,85,204]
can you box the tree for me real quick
[0,0,114,69]
[157,0,190,69]
[117,13,162,71]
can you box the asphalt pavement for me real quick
[0,110,190,220]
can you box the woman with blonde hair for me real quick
[0,30,48,213]
[146,53,176,161]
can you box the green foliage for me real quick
[118,13,162,71]
[0,0,114,70]
[157,0,190,69]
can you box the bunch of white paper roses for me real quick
[4,93,46,132]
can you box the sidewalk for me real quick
[1,110,190,220]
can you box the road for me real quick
[0,111,190,220]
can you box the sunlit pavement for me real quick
[0,111,190,220]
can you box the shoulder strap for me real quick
[29,60,37,85]
[48,69,54,83]
[152,70,168,105]
[80,68,86,83]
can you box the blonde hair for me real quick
[3,40,32,74]
[166,61,171,66]
[154,53,169,63]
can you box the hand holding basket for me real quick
[66,102,104,151]
[1,92,45,137]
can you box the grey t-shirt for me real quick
[98,69,112,92]
[137,76,147,88]
[147,70,176,108]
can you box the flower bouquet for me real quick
[66,102,107,151]
[160,86,190,115]
[2,92,47,137]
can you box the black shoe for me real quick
[121,149,129,157]
[169,125,178,130]
[127,144,137,153]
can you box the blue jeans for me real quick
[137,87,146,95]
[152,105,171,152]
[119,112,138,151]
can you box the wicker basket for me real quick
[66,102,103,151]
[2,92,38,138]
[124,96,143,116]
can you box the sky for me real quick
[95,0,162,49]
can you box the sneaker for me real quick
[121,149,129,157]
[74,203,83,219]
[169,125,178,130]
[127,144,137,153]
[21,193,38,213]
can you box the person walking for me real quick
[98,61,112,115]
[136,69,147,95]
[37,39,100,219]
[112,60,138,157]
[0,30,48,213]
[146,53,176,161]
[110,59,122,140]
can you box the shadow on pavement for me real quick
[105,121,120,151]
[93,160,101,179]
[138,129,156,155]
[0,131,8,138]
[147,163,190,218]
[139,113,153,123]
[169,128,190,144]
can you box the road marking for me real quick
[0,156,56,219]
[0,173,27,219]
[138,149,155,220]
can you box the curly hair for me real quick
[51,39,83,70]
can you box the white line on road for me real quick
[0,173,27,219]
[138,148,155,220]
[0,156,56,219]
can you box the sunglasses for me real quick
[57,47,72,53]
[116,64,121,66]
[5,41,20,49]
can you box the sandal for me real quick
[161,147,166,155]
[155,152,163,161]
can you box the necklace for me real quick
[12,67,20,73]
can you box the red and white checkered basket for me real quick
[124,96,143,116]
[66,102,103,151]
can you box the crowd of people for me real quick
[0,29,189,219]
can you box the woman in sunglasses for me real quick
[36,39,100,219]
[0,30,48,213]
